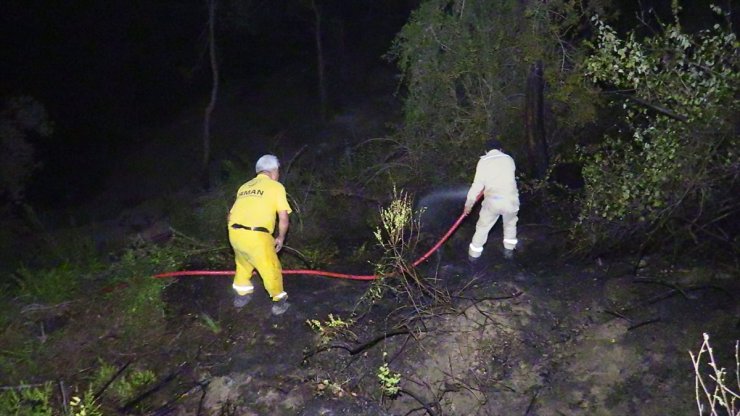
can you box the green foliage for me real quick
[103,242,186,336]
[372,189,419,277]
[116,275,167,337]
[13,263,81,304]
[47,229,104,270]
[110,241,187,281]
[199,312,222,334]
[91,361,157,402]
[69,390,103,416]
[388,0,606,181]
[291,240,339,269]
[0,382,53,416]
[368,189,450,311]
[0,315,45,381]
[307,313,355,344]
[377,352,401,397]
[577,4,738,251]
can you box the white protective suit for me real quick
[464,149,520,258]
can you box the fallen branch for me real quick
[455,291,524,304]
[196,380,209,416]
[603,309,631,322]
[605,91,688,122]
[633,278,690,299]
[284,144,308,177]
[400,388,438,416]
[149,379,210,416]
[20,301,74,314]
[59,380,68,415]
[94,360,131,400]
[524,388,541,415]
[305,328,411,359]
[628,317,661,331]
[119,362,188,412]
[639,285,735,307]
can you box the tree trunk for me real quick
[524,60,548,178]
[311,0,327,121]
[202,0,219,188]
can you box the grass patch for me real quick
[0,382,54,415]
[90,361,157,404]
[12,263,82,304]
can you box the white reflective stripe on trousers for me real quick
[469,244,484,253]
[503,238,518,245]
[232,284,254,292]
[273,292,287,300]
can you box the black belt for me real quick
[231,224,270,233]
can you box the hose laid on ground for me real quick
[153,194,478,282]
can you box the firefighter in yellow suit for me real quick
[228,154,292,315]
[464,138,520,261]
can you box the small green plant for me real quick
[371,189,450,310]
[91,361,157,402]
[13,263,81,303]
[284,240,340,270]
[363,280,386,303]
[200,312,222,334]
[377,352,401,397]
[307,314,354,344]
[348,242,373,265]
[117,276,167,337]
[0,382,53,415]
[69,389,103,416]
[373,189,415,259]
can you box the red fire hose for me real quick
[153,195,478,282]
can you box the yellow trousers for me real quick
[469,195,518,257]
[228,229,286,301]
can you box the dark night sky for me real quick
[1,1,418,206]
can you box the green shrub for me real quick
[0,382,53,416]
[105,243,187,337]
[69,390,102,416]
[90,361,157,402]
[13,263,81,304]
[388,0,603,182]
[115,275,167,337]
[377,353,401,397]
[368,190,450,311]
[577,4,738,252]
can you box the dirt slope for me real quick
[152,224,737,415]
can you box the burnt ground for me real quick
[2,192,738,416]
[52,221,733,416]
[2,96,737,414]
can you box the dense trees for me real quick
[577,4,738,253]
[390,0,738,254]
[388,0,608,181]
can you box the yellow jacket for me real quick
[229,173,292,233]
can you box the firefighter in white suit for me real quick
[463,139,520,260]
